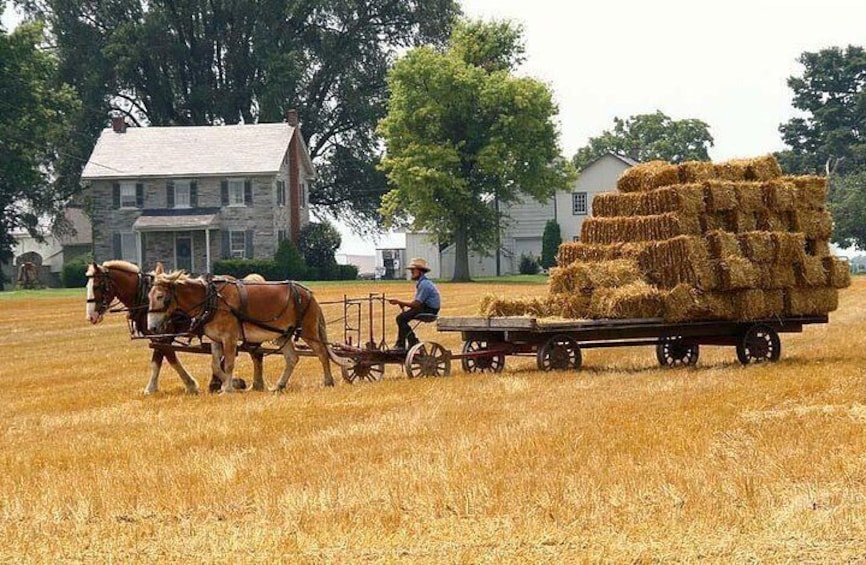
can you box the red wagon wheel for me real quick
[405,342,451,378]
[461,339,505,373]
[536,334,582,371]
[341,361,385,384]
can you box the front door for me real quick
[176,233,193,272]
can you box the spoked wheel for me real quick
[736,324,781,365]
[656,336,700,367]
[405,342,452,378]
[340,361,385,384]
[461,340,506,373]
[536,334,582,371]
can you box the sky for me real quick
[5,1,865,255]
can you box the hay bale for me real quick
[746,155,784,180]
[592,184,706,218]
[581,213,698,244]
[727,211,758,233]
[706,230,742,260]
[678,160,716,183]
[792,210,833,240]
[824,256,852,288]
[479,295,551,317]
[638,236,718,290]
[663,284,734,322]
[785,175,828,209]
[758,211,793,233]
[738,231,776,264]
[764,289,785,315]
[795,256,828,287]
[773,232,807,265]
[589,281,665,319]
[704,181,738,211]
[549,259,644,294]
[785,288,839,316]
[713,160,750,182]
[556,241,646,267]
[759,264,796,289]
[617,161,681,192]
[735,183,767,213]
[717,256,761,290]
[731,289,769,320]
[544,293,591,319]
[762,180,797,211]
[806,239,831,257]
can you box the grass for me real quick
[2,278,865,561]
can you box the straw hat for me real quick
[405,258,430,272]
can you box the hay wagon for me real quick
[435,314,829,372]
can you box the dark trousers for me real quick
[395,304,439,348]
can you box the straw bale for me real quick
[589,281,665,319]
[713,160,750,182]
[762,180,797,211]
[638,236,718,290]
[706,230,742,260]
[731,289,770,320]
[592,184,706,217]
[580,212,699,244]
[738,231,776,264]
[735,182,767,213]
[785,288,839,316]
[549,259,643,294]
[678,160,716,183]
[717,256,761,290]
[727,211,758,233]
[702,213,729,232]
[795,256,828,287]
[772,232,807,264]
[745,155,784,180]
[556,241,646,267]
[545,293,591,319]
[704,181,738,211]
[479,294,551,317]
[806,239,831,257]
[759,264,796,289]
[617,160,680,192]
[792,210,833,240]
[764,289,785,315]
[757,211,791,232]
[824,256,852,288]
[785,175,828,209]
[663,284,734,322]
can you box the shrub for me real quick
[335,264,359,280]
[274,239,308,279]
[213,258,283,280]
[62,255,92,288]
[519,253,540,275]
[541,219,562,269]
[299,221,339,280]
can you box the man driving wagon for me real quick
[387,258,440,351]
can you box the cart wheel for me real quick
[405,342,451,378]
[656,336,700,367]
[536,335,582,371]
[736,324,781,365]
[341,361,385,384]
[461,340,505,373]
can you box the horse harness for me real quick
[213,278,313,344]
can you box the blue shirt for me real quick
[414,275,441,310]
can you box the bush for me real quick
[213,258,283,280]
[335,264,359,280]
[62,255,92,288]
[274,239,308,279]
[518,253,540,275]
[298,221,339,280]
[541,219,562,269]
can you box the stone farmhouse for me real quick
[81,111,313,273]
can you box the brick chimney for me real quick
[111,116,127,133]
[286,109,299,127]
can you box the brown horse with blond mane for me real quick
[147,270,345,392]
[85,260,265,394]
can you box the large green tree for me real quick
[16,0,460,229]
[571,111,714,172]
[378,20,573,281]
[0,17,81,288]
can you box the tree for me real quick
[571,111,714,172]
[17,0,461,229]
[298,220,341,280]
[540,219,561,270]
[776,46,866,176]
[826,172,866,250]
[0,19,81,289]
[378,20,573,281]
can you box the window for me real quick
[120,183,137,208]
[299,182,307,208]
[174,180,191,208]
[277,229,287,243]
[120,232,137,262]
[572,235,580,242]
[572,192,588,215]
[276,180,286,207]
[228,179,245,206]
[230,230,246,258]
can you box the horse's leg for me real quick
[163,349,199,394]
[251,350,265,391]
[307,339,336,387]
[144,349,164,395]
[271,340,300,392]
[220,339,239,393]
[210,341,228,393]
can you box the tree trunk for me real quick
[452,228,471,282]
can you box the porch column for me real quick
[205,228,211,273]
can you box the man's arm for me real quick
[388,297,422,309]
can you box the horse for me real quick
[147,270,345,392]
[85,261,265,394]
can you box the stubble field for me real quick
[1,277,866,562]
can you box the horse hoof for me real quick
[269,386,285,394]
[143,388,157,396]
[185,387,199,395]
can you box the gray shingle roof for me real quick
[81,123,302,180]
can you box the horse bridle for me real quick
[86,265,118,315]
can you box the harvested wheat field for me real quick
[2,278,866,561]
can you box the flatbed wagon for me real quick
[436,315,829,373]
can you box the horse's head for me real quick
[85,262,114,324]
[147,270,193,332]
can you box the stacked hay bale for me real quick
[481,155,850,321]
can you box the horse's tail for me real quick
[314,303,350,368]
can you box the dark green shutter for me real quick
[112,233,122,259]
[135,183,144,208]
[112,183,120,209]
[221,180,229,206]
[244,180,252,205]
[221,231,230,259]
[245,229,254,258]
[140,233,147,267]
[190,181,198,207]
[166,180,175,208]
